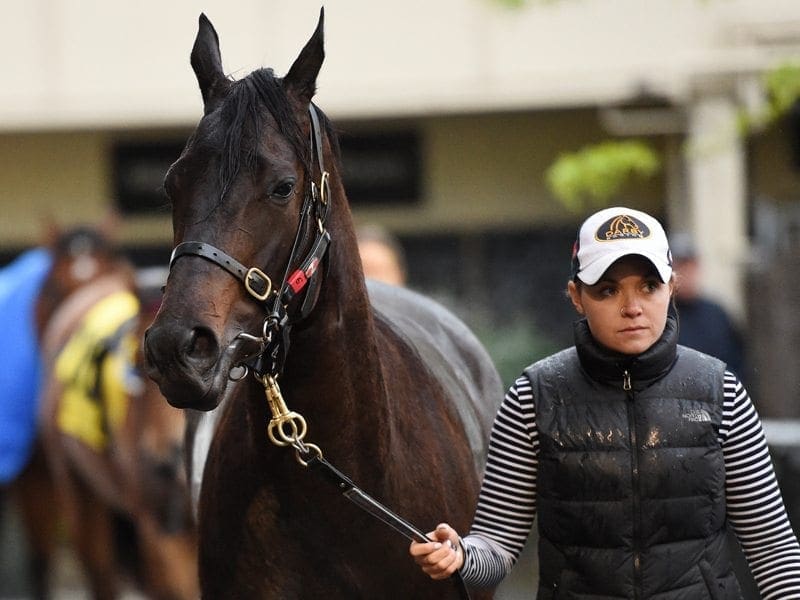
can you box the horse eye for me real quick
[270,181,295,200]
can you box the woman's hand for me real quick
[409,523,464,580]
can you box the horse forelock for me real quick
[214,68,341,202]
[216,69,307,198]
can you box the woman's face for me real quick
[568,255,673,355]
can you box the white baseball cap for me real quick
[570,206,672,285]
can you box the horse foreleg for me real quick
[11,441,59,600]
[50,445,121,600]
[137,515,199,600]
[71,478,120,600]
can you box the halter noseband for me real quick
[168,104,332,378]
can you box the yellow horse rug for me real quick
[42,276,141,452]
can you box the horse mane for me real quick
[218,68,341,200]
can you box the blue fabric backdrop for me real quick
[0,249,52,484]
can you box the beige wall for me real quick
[0,107,790,253]
[0,130,173,248]
[0,132,108,245]
[354,110,666,235]
[4,0,800,130]
[0,109,675,250]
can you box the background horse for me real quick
[22,225,198,599]
[144,10,502,599]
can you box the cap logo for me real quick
[595,214,651,242]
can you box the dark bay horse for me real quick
[144,10,502,599]
[27,226,198,599]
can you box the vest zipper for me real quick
[623,369,642,600]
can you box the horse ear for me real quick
[40,216,61,248]
[97,209,121,243]
[191,13,228,114]
[283,7,325,105]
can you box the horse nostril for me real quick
[145,323,219,372]
[186,326,219,362]
[144,320,224,408]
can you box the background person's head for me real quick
[356,224,407,286]
[566,207,675,355]
[668,231,701,302]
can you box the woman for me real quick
[410,207,800,599]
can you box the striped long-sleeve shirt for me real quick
[460,371,800,598]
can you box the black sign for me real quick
[112,141,185,215]
[338,131,421,205]
[113,129,421,214]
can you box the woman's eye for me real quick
[643,281,660,292]
[598,286,615,297]
[271,181,295,199]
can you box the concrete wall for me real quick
[4,0,800,130]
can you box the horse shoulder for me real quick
[365,280,503,472]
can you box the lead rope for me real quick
[258,373,472,600]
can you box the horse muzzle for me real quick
[143,319,232,411]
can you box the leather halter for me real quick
[168,104,332,378]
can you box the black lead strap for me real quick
[306,454,472,600]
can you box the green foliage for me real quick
[739,62,800,135]
[545,140,661,213]
[765,63,800,114]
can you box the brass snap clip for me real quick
[260,375,307,447]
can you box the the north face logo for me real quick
[682,409,712,423]
[595,214,651,242]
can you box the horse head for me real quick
[144,10,342,411]
[35,223,133,340]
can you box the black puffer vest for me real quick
[526,316,742,599]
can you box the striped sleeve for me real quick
[719,371,800,599]
[460,375,538,588]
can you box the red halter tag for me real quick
[287,270,308,293]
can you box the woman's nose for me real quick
[620,299,642,317]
